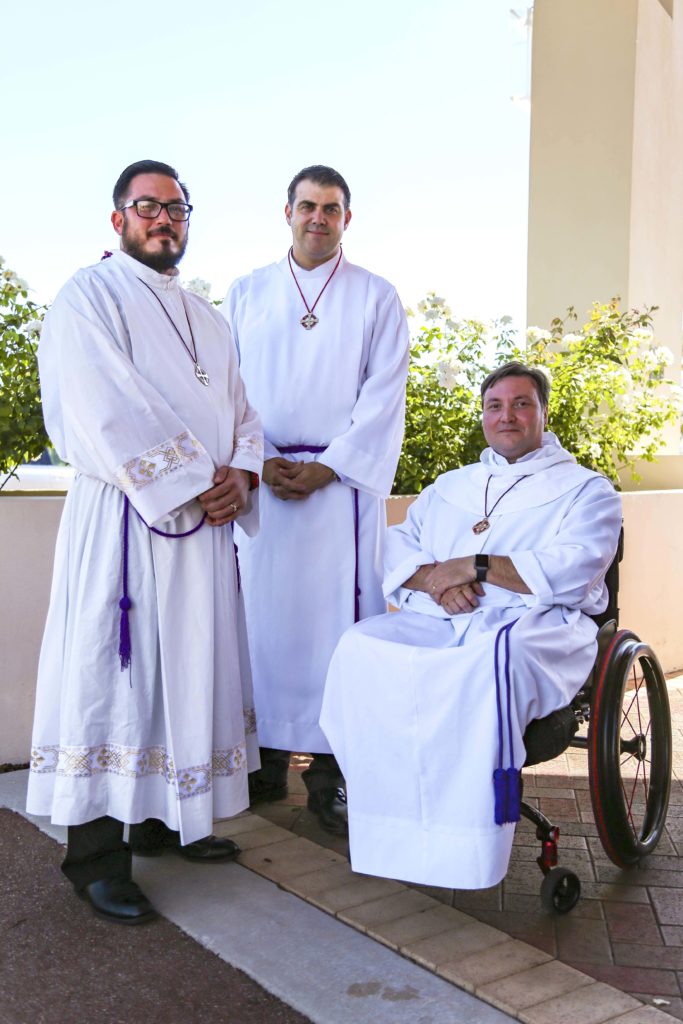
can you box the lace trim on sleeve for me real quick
[233,432,264,462]
[115,430,206,492]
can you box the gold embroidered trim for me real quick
[30,742,246,800]
[243,707,257,735]
[233,432,264,462]
[116,430,206,493]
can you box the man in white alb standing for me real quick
[223,165,409,834]
[27,160,263,924]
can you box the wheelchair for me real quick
[521,529,673,913]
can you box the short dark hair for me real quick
[113,160,190,209]
[287,165,351,210]
[480,361,550,407]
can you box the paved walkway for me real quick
[252,675,683,1023]
[0,771,514,1024]
[4,664,682,1024]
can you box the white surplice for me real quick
[320,435,623,888]
[223,252,409,752]
[27,250,264,843]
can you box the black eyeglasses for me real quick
[119,199,193,222]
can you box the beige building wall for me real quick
[527,0,683,453]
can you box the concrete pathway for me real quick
[3,761,677,1024]
[0,770,514,1024]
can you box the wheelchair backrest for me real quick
[591,524,624,630]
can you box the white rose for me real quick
[614,367,633,390]
[653,346,674,367]
[184,277,212,300]
[24,319,43,335]
[526,326,551,343]
[435,356,466,390]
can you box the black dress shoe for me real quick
[134,833,241,862]
[79,877,157,925]
[307,787,349,836]
[248,775,289,805]
[176,836,241,862]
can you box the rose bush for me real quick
[0,257,47,487]
[394,293,681,494]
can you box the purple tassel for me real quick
[119,595,132,669]
[506,767,522,823]
[493,768,508,825]
[353,488,361,622]
[118,500,208,674]
[493,619,521,824]
[234,541,241,593]
[119,496,132,671]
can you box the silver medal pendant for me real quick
[300,312,319,330]
[195,363,210,386]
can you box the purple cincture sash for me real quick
[493,618,521,825]
[278,445,361,624]
[118,496,216,673]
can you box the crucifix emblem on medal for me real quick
[300,313,319,330]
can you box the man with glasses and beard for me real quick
[27,160,264,925]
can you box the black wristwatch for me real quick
[474,554,489,582]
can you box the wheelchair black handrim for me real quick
[589,631,672,867]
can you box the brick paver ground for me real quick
[257,677,683,1020]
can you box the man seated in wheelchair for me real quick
[320,360,622,891]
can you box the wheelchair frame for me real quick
[520,529,673,913]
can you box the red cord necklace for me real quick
[287,246,343,330]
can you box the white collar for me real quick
[112,249,180,292]
[282,249,345,279]
[480,432,576,477]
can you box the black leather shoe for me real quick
[79,877,157,925]
[176,835,241,862]
[248,775,289,805]
[307,787,348,836]
[132,822,240,862]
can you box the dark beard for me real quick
[122,224,188,272]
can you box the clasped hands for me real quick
[198,466,250,526]
[263,457,336,501]
[417,557,484,615]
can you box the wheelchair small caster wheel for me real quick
[540,867,581,914]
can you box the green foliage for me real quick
[394,294,682,495]
[0,256,48,482]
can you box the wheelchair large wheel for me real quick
[589,629,672,867]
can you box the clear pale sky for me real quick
[1,0,531,323]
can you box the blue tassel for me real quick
[119,595,132,669]
[493,768,508,825]
[506,767,522,823]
